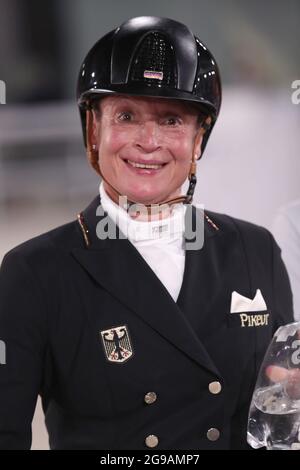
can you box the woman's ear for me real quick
[86,109,101,175]
[193,116,212,160]
[86,109,101,150]
[193,128,204,161]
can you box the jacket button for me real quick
[207,428,220,441]
[145,434,159,448]
[208,381,222,395]
[144,392,157,405]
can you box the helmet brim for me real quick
[78,86,217,119]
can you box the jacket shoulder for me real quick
[1,219,80,267]
[205,209,272,244]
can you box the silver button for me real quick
[145,434,159,448]
[208,381,222,395]
[207,428,220,441]
[144,392,157,405]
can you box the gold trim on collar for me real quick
[204,214,219,231]
[77,212,91,247]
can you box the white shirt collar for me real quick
[99,181,186,243]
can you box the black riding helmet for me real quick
[76,16,222,206]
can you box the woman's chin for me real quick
[120,186,166,205]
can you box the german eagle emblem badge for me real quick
[100,325,133,363]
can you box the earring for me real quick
[92,144,97,151]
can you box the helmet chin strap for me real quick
[86,109,207,214]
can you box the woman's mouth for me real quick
[123,159,168,175]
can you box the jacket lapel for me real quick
[71,195,228,378]
[176,219,239,339]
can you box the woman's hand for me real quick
[266,365,300,399]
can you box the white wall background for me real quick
[195,87,300,227]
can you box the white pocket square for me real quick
[230,289,267,313]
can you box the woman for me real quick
[0,16,293,450]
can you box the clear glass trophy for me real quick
[248,322,300,450]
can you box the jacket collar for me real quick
[77,194,220,249]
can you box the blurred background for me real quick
[0,0,299,450]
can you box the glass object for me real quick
[248,321,300,450]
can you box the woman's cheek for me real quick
[103,128,128,154]
[171,140,193,163]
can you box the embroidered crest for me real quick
[100,325,133,363]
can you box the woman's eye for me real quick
[164,116,181,126]
[117,112,133,122]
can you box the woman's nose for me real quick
[135,121,161,152]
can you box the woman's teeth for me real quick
[126,159,164,170]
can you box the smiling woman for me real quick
[0,15,294,451]
[77,16,220,211]
[88,96,204,207]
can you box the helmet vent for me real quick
[130,32,176,87]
